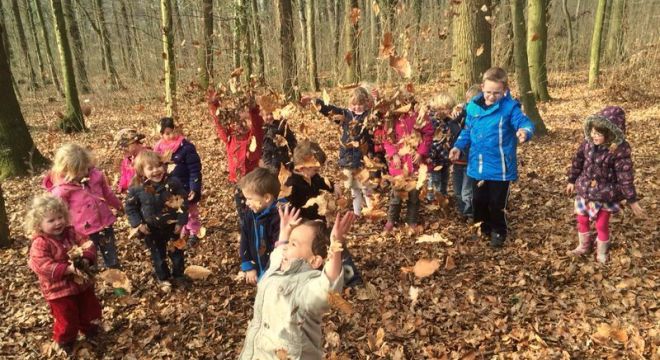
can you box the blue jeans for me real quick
[144,226,185,281]
[88,227,120,269]
[427,166,450,200]
[451,164,474,217]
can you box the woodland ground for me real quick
[0,70,658,359]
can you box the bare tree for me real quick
[305,0,319,90]
[198,0,213,89]
[94,0,123,89]
[278,0,298,99]
[11,0,39,90]
[161,0,177,116]
[62,0,90,93]
[588,0,607,88]
[527,0,550,101]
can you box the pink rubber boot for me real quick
[596,240,609,264]
[568,232,592,256]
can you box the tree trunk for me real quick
[342,0,359,84]
[561,0,573,69]
[369,0,381,82]
[111,0,130,75]
[604,0,625,63]
[33,0,63,96]
[250,0,265,84]
[333,0,342,80]
[0,184,10,247]
[0,20,49,178]
[238,0,253,80]
[278,0,298,99]
[62,0,90,93]
[511,0,546,135]
[232,2,241,69]
[298,0,308,72]
[450,0,492,99]
[51,0,85,132]
[95,0,122,89]
[125,0,145,82]
[198,0,213,89]
[526,0,550,101]
[305,0,319,90]
[27,2,47,85]
[11,0,39,90]
[161,0,176,117]
[118,0,138,78]
[0,1,21,99]
[588,0,607,89]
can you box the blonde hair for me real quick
[51,144,94,182]
[349,87,372,107]
[23,194,70,237]
[466,84,481,100]
[430,93,457,110]
[132,150,164,184]
[482,67,508,87]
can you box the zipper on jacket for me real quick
[499,116,506,181]
[478,154,483,174]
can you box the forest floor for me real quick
[0,69,658,359]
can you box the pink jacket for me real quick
[28,227,96,301]
[383,111,434,176]
[118,156,135,193]
[43,167,122,236]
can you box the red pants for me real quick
[577,210,611,242]
[48,287,102,344]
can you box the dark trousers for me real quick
[88,227,120,269]
[472,180,510,237]
[341,249,363,287]
[234,186,248,227]
[144,226,185,281]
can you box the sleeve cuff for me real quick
[241,261,255,271]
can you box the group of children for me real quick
[25,66,644,358]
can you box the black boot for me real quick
[490,232,505,248]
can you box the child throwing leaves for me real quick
[260,106,297,172]
[43,144,123,269]
[26,195,102,356]
[566,106,644,263]
[426,93,462,202]
[115,129,148,193]
[154,117,203,247]
[125,150,189,289]
[239,205,356,359]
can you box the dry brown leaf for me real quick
[413,259,440,278]
[99,269,132,292]
[389,55,412,78]
[475,44,485,57]
[248,135,257,153]
[165,195,184,210]
[444,255,456,270]
[184,265,212,280]
[349,7,361,25]
[328,291,353,315]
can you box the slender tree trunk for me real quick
[111,0,130,74]
[198,0,213,89]
[250,0,265,84]
[62,0,90,93]
[511,0,546,136]
[27,2,47,85]
[33,0,62,96]
[238,0,253,80]
[450,0,492,99]
[333,0,342,80]
[604,0,625,63]
[125,0,145,82]
[588,0,607,89]
[0,1,21,99]
[232,1,241,69]
[561,0,573,69]
[0,20,49,178]
[278,0,298,99]
[526,0,550,101]
[298,0,308,72]
[51,0,85,132]
[95,0,122,89]
[305,0,319,90]
[161,0,176,117]
[0,184,10,247]
[118,0,137,78]
[11,0,39,90]
[343,0,359,84]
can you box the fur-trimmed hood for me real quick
[583,106,626,146]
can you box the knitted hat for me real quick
[116,129,146,148]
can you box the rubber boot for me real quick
[568,232,592,256]
[596,240,609,264]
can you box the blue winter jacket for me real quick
[453,93,535,181]
[168,139,202,201]
[239,200,284,278]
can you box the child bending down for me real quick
[27,195,102,356]
[239,205,356,360]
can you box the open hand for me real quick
[448,148,461,162]
[517,129,529,143]
[629,202,645,217]
[245,270,258,285]
[412,152,421,165]
[330,211,357,245]
[138,224,150,235]
[565,183,575,195]
[278,204,302,232]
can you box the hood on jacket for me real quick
[598,106,626,134]
[584,110,625,147]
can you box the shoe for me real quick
[58,341,75,357]
[568,232,592,256]
[187,235,199,248]
[159,280,172,293]
[596,240,608,264]
[490,233,505,248]
[384,221,395,233]
[172,276,192,289]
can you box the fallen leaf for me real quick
[328,291,353,315]
[413,259,440,278]
[184,265,212,280]
[389,55,412,78]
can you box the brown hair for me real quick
[293,140,327,167]
[238,167,280,198]
[482,67,508,87]
[466,84,481,100]
[132,150,164,185]
[349,87,372,107]
[591,120,616,145]
[304,220,330,260]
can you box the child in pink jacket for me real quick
[44,144,123,268]
[383,94,434,232]
[115,128,148,193]
[26,195,102,356]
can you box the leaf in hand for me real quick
[165,195,185,210]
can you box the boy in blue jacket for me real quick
[449,67,535,248]
[238,167,284,284]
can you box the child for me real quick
[449,67,535,248]
[115,129,148,193]
[301,87,374,216]
[239,206,356,360]
[125,150,189,288]
[237,167,283,284]
[26,195,102,355]
[450,85,481,219]
[260,109,297,172]
[43,144,122,269]
[426,93,461,202]
[154,117,203,247]
[383,91,434,232]
[566,106,644,263]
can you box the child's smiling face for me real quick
[481,80,506,105]
[40,211,67,238]
[143,162,165,183]
[281,224,316,270]
[590,128,606,145]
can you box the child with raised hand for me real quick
[43,144,122,269]
[449,67,535,248]
[115,129,148,193]
[260,106,297,172]
[426,93,461,202]
[301,87,374,216]
[383,90,434,233]
[153,117,203,247]
[566,106,644,263]
[124,150,189,289]
[239,205,356,360]
[237,167,283,284]
[26,195,102,356]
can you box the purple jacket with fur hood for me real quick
[567,106,637,203]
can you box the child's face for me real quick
[242,189,274,213]
[591,128,606,145]
[127,142,142,157]
[298,166,320,179]
[40,211,66,238]
[432,106,451,119]
[281,224,318,270]
[260,109,274,124]
[349,100,367,115]
[143,162,165,183]
[481,80,506,105]
[161,127,177,142]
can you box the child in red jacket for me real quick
[26,195,102,356]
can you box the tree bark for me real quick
[232,1,241,69]
[125,0,145,82]
[588,0,607,89]
[198,0,213,89]
[298,0,309,72]
[33,0,63,96]
[278,0,298,99]
[27,2,47,85]
[62,0,90,93]
[51,0,85,132]
[333,0,342,79]
[511,0,546,135]
[111,0,130,75]
[450,0,492,99]
[0,19,49,178]
[561,0,573,69]
[342,0,359,84]
[238,0,253,80]
[250,0,265,84]
[526,0,550,101]
[161,0,177,117]
[95,0,123,89]
[11,0,39,90]
[604,0,625,63]
[118,0,138,78]
[0,1,20,99]
[0,184,10,247]
[305,0,319,90]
